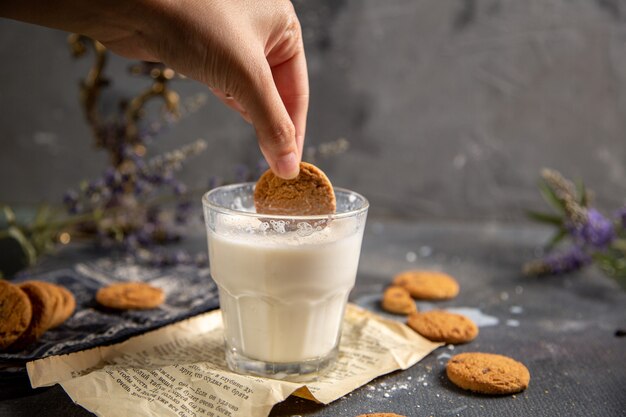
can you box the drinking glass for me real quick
[202,183,368,380]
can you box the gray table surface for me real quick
[1,219,625,417]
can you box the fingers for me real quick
[270,48,309,160]
[237,61,301,180]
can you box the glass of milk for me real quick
[202,182,368,381]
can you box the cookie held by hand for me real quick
[446,352,530,395]
[96,282,165,310]
[254,162,336,216]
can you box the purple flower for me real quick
[172,182,187,196]
[136,223,156,245]
[133,156,146,170]
[146,208,161,224]
[175,201,192,224]
[62,190,82,214]
[543,246,592,274]
[174,250,191,264]
[570,209,615,248]
[134,179,148,196]
[121,172,132,183]
[208,176,222,190]
[162,171,175,185]
[104,167,121,186]
[123,234,139,251]
[63,190,78,206]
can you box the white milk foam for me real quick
[209,218,364,363]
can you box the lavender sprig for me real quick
[523,246,592,276]
[7,32,351,274]
[524,169,626,289]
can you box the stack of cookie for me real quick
[0,280,75,351]
[381,269,530,396]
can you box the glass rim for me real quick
[202,182,369,221]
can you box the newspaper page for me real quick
[28,304,442,417]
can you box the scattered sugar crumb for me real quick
[444,307,499,327]
[506,319,520,327]
[406,251,417,263]
[510,306,523,314]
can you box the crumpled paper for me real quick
[28,304,441,417]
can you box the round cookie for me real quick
[46,284,76,328]
[96,282,165,310]
[355,414,407,417]
[446,352,530,395]
[381,286,417,315]
[11,281,56,350]
[407,310,478,344]
[254,162,336,216]
[392,270,459,300]
[29,281,64,329]
[0,280,32,350]
[55,285,76,326]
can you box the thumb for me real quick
[236,64,301,180]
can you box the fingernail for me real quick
[275,152,299,179]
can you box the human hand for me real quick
[1,0,308,179]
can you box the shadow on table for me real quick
[270,395,327,416]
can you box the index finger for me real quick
[269,44,309,159]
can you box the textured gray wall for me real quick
[1,0,625,220]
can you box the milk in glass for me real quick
[209,218,364,363]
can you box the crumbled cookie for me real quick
[381,286,417,315]
[392,270,459,300]
[407,310,478,344]
[355,414,407,417]
[11,281,56,350]
[0,281,33,350]
[254,162,336,215]
[96,282,165,310]
[446,352,530,395]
